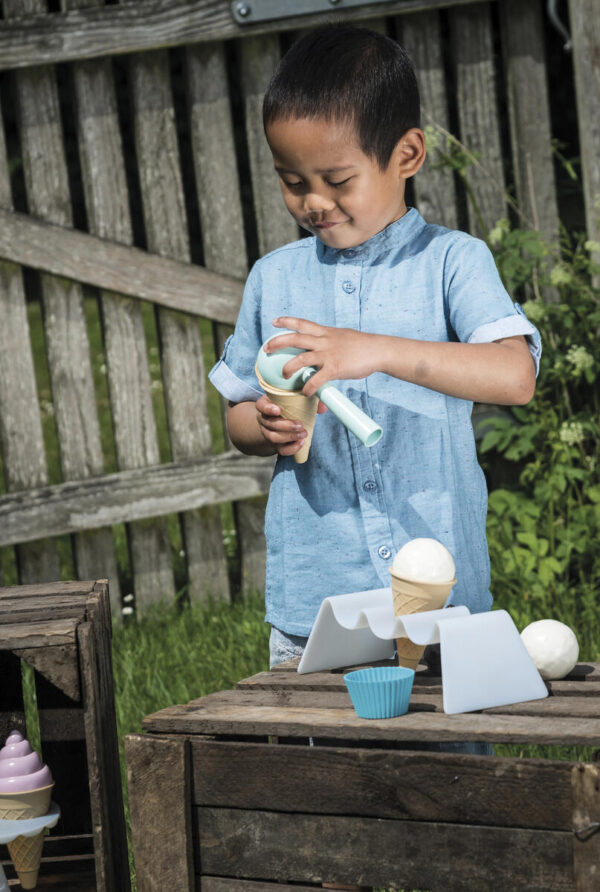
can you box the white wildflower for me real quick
[123,593,134,603]
[565,345,594,374]
[121,606,134,616]
[559,420,585,446]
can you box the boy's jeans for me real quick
[269,626,493,756]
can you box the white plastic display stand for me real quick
[298,587,548,714]
[0,801,60,892]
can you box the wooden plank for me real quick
[129,45,228,606]
[125,732,194,892]
[14,644,81,701]
[5,0,117,599]
[0,579,96,599]
[0,208,244,323]
[449,2,506,236]
[0,618,77,649]
[499,0,560,241]
[235,31,297,597]
[191,738,575,830]
[186,38,257,600]
[0,452,274,547]
[200,880,320,892]
[78,592,130,891]
[197,807,574,891]
[0,1,493,72]
[142,697,600,745]
[572,762,600,892]
[0,78,60,586]
[398,10,459,228]
[186,685,600,720]
[569,0,600,246]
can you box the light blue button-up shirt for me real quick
[209,209,541,636]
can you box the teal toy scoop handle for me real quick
[302,369,382,447]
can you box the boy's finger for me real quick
[273,316,323,335]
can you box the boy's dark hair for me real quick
[263,24,420,170]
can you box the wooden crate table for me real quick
[0,580,130,891]
[126,659,600,892]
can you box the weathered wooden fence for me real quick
[0,0,598,617]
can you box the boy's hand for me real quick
[256,393,326,457]
[266,317,377,396]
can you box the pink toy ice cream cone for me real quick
[0,730,53,889]
[390,539,457,670]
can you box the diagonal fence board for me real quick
[0,453,275,548]
[0,208,244,322]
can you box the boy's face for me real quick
[266,116,422,250]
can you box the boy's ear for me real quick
[394,128,426,178]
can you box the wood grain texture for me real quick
[571,762,600,891]
[569,0,600,245]
[79,588,131,891]
[399,10,458,228]
[0,208,244,322]
[130,44,229,605]
[499,0,560,241]
[190,738,575,830]
[5,0,115,594]
[200,880,321,892]
[0,86,60,585]
[0,0,491,71]
[125,732,194,892]
[197,807,573,891]
[449,1,506,235]
[142,695,600,744]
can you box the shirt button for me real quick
[363,480,376,492]
[342,280,355,293]
[344,249,356,258]
[378,545,391,560]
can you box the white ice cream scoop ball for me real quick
[392,538,456,583]
[520,619,579,680]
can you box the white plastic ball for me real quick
[392,538,456,582]
[520,619,579,680]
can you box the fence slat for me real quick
[186,40,268,600]
[129,47,229,605]
[0,55,61,585]
[68,0,181,613]
[0,453,274,547]
[4,0,120,597]
[569,0,600,245]
[237,33,296,596]
[499,0,560,242]
[450,2,506,235]
[399,10,458,229]
[0,0,492,73]
[0,208,244,323]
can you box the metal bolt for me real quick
[235,1,251,17]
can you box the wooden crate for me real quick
[126,660,600,892]
[0,580,130,891]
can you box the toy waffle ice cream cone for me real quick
[256,367,319,464]
[0,730,54,889]
[390,539,457,670]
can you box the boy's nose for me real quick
[303,192,336,214]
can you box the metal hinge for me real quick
[232,0,400,25]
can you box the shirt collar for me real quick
[317,207,426,263]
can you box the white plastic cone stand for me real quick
[298,588,548,713]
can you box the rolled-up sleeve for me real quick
[208,269,264,402]
[444,235,542,375]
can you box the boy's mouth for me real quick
[311,221,341,229]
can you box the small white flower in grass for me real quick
[121,606,134,616]
[559,420,585,446]
[179,549,186,558]
[123,593,134,603]
[99,364,107,375]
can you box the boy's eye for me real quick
[328,177,353,188]
[283,179,303,188]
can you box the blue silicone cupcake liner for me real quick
[344,666,415,719]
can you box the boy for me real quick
[209,24,540,669]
